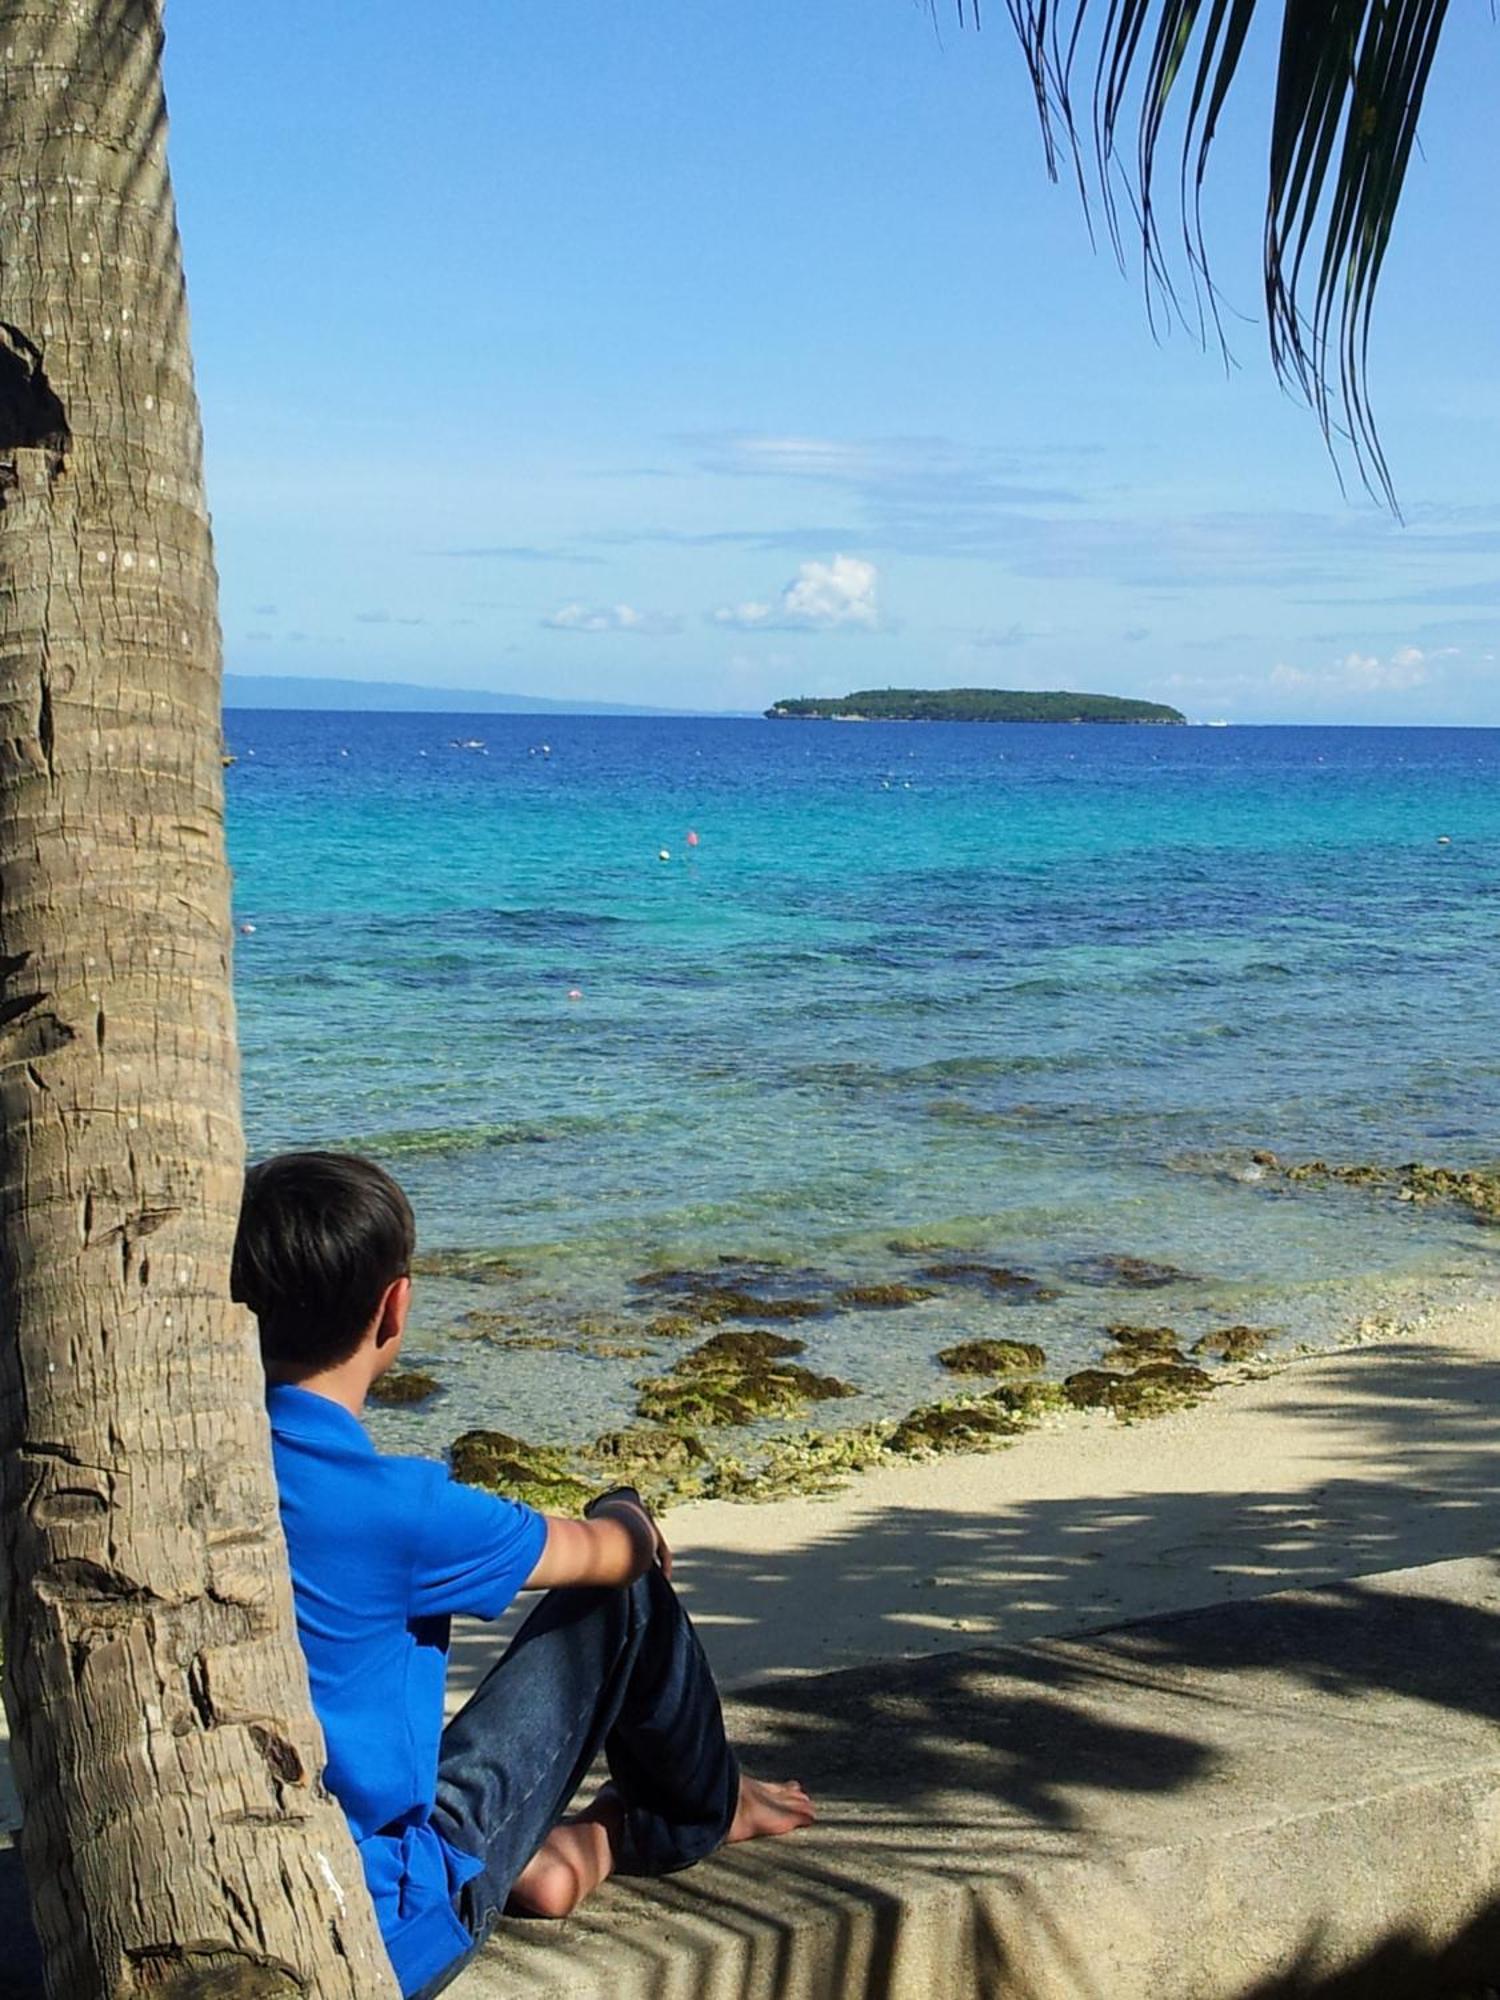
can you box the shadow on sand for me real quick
[8,1342,1500,1995]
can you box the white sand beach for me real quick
[448,1295,1500,1696]
[6,1301,1499,1842]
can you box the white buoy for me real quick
[658,848,671,862]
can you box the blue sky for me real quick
[165,3,1500,722]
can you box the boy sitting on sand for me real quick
[232,1151,814,2000]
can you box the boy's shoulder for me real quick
[268,1384,449,1502]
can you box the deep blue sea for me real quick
[224,711,1500,1450]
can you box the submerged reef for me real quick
[432,1223,1304,1512]
[917,1261,1060,1304]
[454,1310,652,1360]
[629,1262,830,1326]
[1274,1156,1500,1224]
[411,1248,522,1282]
[1066,1254,1193,1289]
[447,1324,1230,1513]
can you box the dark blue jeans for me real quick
[413,1567,740,1998]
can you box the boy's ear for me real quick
[373,1275,412,1351]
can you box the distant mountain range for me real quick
[222,674,737,716]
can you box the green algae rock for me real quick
[1064,1362,1213,1418]
[1191,1324,1276,1362]
[835,1282,939,1310]
[590,1427,709,1473]
[938,1339,1047,1376]
[634,1327,857,1428]
[1062,1369,1128,1411]
[987,1381,1068,1418]
[1396,1163,1500,1220]
[635,1359,855,1429]
[1282,1157,1500,1224]
[917,1261,1059,1303]
[711,1290,826,1321]
[449,1430,592,1512]
[677,1328,807,1372]
[644,1313,704,1340]
[1102,1345,1188,1372]
[634,1376,767,1428]
[1103,1323,1182,1357]
[585,1426,711,1507]
[703,1424,893,1502]
[367,1368,442,1408]
[888,1399,1026,1457]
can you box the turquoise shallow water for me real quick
[224,713,1500,1451]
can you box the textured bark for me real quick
[0,6,398,1995]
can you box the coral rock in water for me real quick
[1190,1324,1276,1362]
[938,1339,1047,1376]
[449,1430,593,1512]
[367,1368,442,1407]
[835,1282,939,1310]
[1064,1363,1212,1418]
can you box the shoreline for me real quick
[5,1285,1497,1838]
[451,1286,1500,1696]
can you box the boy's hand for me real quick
[594,1492,672,1579]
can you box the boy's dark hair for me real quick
[232,1151,415,1371]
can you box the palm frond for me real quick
[979,0,1453,507]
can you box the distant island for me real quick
[765,688,1186,725]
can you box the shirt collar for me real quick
[266,1382,376,1452]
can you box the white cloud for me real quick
[542,602,680,636]
[1270,644,1432,698]
[713,555,880,632]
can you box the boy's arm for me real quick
[523,1493,670,1590]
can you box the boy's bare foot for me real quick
[726,1773,816,1844]
[508,1789,624,1920]
[509,1774,813,1920]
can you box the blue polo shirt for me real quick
[268,1385,547,1996]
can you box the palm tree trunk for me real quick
[0,5,398,1993]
